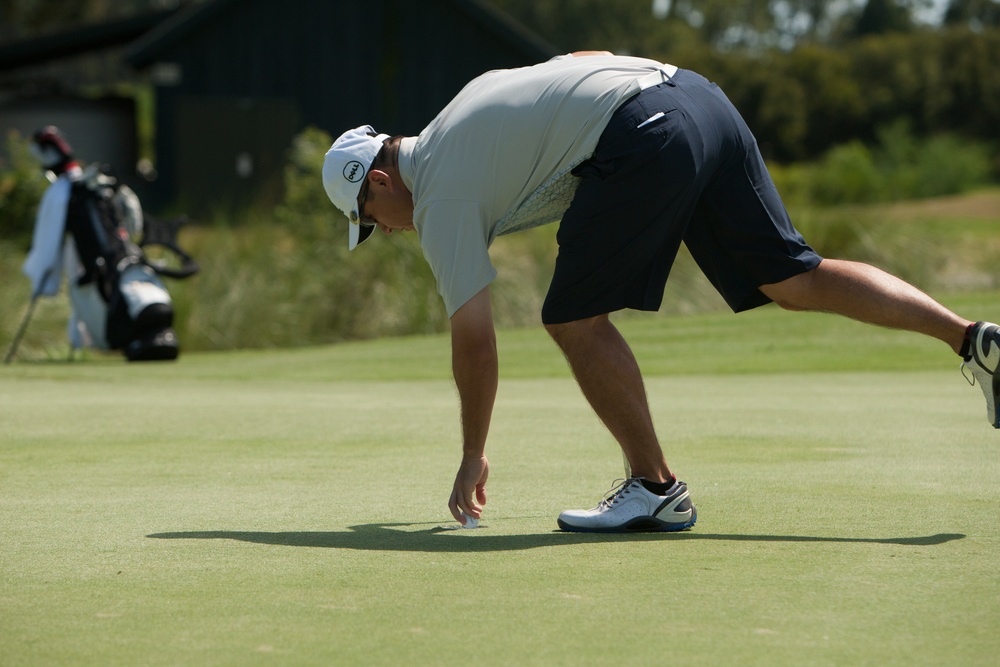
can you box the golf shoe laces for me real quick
[599,478,635,509]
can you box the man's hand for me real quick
[448,287,497,524]
[449,454,489,524]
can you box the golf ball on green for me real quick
[461,512,479,529]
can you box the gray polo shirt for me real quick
[397,54,677,317]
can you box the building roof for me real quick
[0,8,180,73]
[124,0,558,69]
[0,1,558,76]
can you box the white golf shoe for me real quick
[557,478,697,533]
[961,321,1000,428]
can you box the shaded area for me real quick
[148,524,965,553]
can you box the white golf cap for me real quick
[322,124,389,250]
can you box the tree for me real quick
[0,0,169,41]
[853,0,914,36]
[944,0,1000,27]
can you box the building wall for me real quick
[141,0,553,213]
[0,95,136,178]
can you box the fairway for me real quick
[2,305,999,666]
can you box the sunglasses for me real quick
[356,178,375,227]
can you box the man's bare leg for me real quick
[545,315,672,483]
[760,258,972,354]
[546,259,975,479]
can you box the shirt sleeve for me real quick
[416,200,497,318]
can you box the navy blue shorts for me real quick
[541,69,822,325]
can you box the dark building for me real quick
[1,0,558,215]
[0,8,178,189]
[124,0,559,212]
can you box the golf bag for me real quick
[64,164,197,361]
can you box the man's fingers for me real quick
[448,457,489,522]
[462,489,482,518]
[448,489,463,522]
[449,485,481,520]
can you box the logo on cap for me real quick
[343,160,365,183]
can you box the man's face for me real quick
[358,171,415,235]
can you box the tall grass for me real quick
[1,126,998,355]
[770,119,995,208]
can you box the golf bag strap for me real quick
[139,215,200,280]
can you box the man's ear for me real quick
[368,169,392,191]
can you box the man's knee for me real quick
[544,315,607,347]
[759,266,819,311]
[768,292,809,312]
[544,320,578,346]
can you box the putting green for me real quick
[2,309,999,665]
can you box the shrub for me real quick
[811,140,884,205]
[907,133,992,198]
[786,120,994,206]
[0,130,49,249]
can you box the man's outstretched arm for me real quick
[447,286,497,523]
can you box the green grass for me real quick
[3,188,997,356]
[3,296,1000,666]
